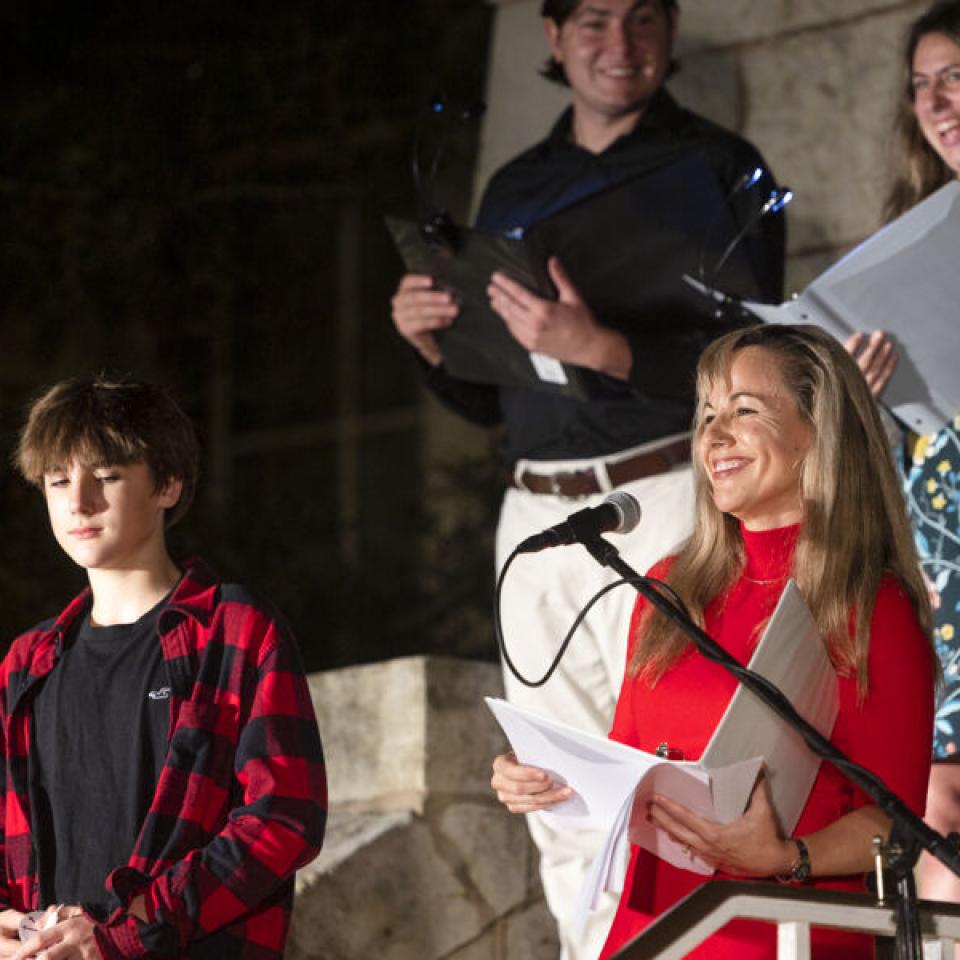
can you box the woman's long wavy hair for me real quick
[629,325,935,697]
[884,1,960,221]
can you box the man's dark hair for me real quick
[540,0,680,86]
[16,377,200,528]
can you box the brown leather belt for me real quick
[511,437,691,498]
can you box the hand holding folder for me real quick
[388,150,773,397]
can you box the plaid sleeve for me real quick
[96,619,327,958]
[0,663,10,909]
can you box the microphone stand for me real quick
[578,534,960,960]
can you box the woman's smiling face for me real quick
[912,31,960,175]
[699,346,814,531]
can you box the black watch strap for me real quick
[777,837,811,883]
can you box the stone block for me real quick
[425,658,510,798]
[296,660,547,960]
[504,898,561,960]
[741,6,922,253]
[435,801,533,916]
[667,50,744,133]
[309,656,506,815]
[677,0,928,53]
[309,658,428,813]
[289,802,533,960]
[447,933,499,960]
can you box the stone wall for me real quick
[476,0,929,290]
[290,657,558,959]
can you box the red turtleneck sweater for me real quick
[601,524,934,959]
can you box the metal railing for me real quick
[613,879,960,959]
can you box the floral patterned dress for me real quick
[905,418,960,759]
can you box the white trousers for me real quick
[495,451,695,960]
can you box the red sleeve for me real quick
[608,557,675,748]
[833,576,935,815]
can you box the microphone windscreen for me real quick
[606,491,642,534]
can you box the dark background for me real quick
[0,0,501,671]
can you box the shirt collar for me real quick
[545,88,686,153]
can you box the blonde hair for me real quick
[629,325,935,696]
[884,1,960,221]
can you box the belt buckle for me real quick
[551,469,592,501]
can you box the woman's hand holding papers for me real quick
[487,257,632,380]
[647,776,795,878]
[648,775,893,880]
[391,273,459,366]
[491,751,574,813]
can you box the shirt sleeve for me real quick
[0,661,10,910]
[833,577,935,815]
[421,360,503,428]
[608,558,675,748]
[94,620,327,958]
[608,597,647,749]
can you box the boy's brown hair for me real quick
[15,377,199,527]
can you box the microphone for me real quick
[516,491,642,554]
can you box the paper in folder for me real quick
[693,181,960,435]
[486,580,837,926]
[388,150,772,397]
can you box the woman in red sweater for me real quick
[492,323,938,958]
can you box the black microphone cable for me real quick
[494,547,690,688]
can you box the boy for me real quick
[0,378,326,959]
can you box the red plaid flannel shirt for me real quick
[0,560,327,958]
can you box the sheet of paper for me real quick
[744,181,960,435]
[700,580,838,835]
[485,697,657,832]
[574,793,633,935]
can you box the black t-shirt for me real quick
[30,596,171,915]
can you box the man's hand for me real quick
[12,913,99,960]
[390,273,458,366]
[844,330,897,398]
[487,257,631,379]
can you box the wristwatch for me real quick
[777,837,811,883]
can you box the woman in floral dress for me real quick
[884,0,960,906]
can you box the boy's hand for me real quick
[11,912,98,960]
[0,910,25,958]
[0,909,24,937]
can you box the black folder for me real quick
[387,150,767,397]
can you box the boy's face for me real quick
[43,460,182,572]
